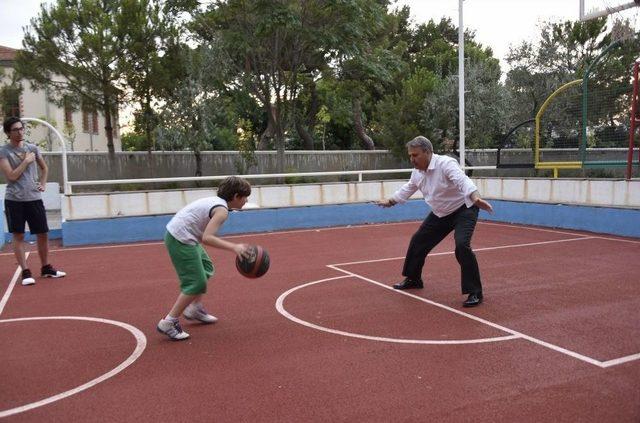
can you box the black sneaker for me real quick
[41,264,67,278]
[22,269,36,286]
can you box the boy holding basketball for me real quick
[157,176,252,341]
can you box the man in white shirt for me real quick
[376,136,493,307]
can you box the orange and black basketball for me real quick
[235,245,270,278]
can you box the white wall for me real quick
[0,182,61,231]
[1,66,121,152]
[62,178,640,221]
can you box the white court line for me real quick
[479,221,594,237]
[328,265,609,368]
[0,252,29,317]
[600,353,640,368]
[331,236,595,267]
[592,235,640,245]
[0,316,147,418]
[481,221,640,243]
[276,275,519,345]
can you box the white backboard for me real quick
[580,0,640,21]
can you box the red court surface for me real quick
[1,221,639,422]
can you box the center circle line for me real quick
[275,276,519,345]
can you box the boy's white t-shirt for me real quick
[166,196,228,245]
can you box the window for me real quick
[82,104,99,134]
[92,111,99,134]
[63,98,73,125]
[1,86,21,118]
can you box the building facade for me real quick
[0,45,121,152]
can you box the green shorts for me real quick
[164,231,215,295]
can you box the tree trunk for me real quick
[193,148,203,187]
[258,104,277,150]
[264,102,285,180]
[295,120,315,149]
[273,112,285,175]
[145,90,153,154]
[194,149,202,177]
[102,92,116,156]
[261,103,285,176]
[104,111,116,155]
[352,97,374,150]
[294,81,319,150]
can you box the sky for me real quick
[1,0,638,70]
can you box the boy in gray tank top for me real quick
[1,117,66,285]
[157,176,253,341]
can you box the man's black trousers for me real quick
[402,204,482,295]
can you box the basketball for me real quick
[235,245,270,278]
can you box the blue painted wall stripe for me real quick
[60,200,640,246]
[0,201,4,249]
[482,200,640,237]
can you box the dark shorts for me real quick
[4,199,49,234]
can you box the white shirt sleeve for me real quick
[391,171,419,204]
[442,159,477,208]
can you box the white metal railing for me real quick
[65,166,499,193]
[66,169,414,193]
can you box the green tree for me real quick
[121,132,147,151]
[118,0,196,153]
[334,1,405,150]
[422,58,506,151]
[15,0,129,155]
[313,74,358,149]
[505,18,639,148]
[155,44,238,176]
[375,15,502,154]
[194,0,390,169]
[375,67,438,155]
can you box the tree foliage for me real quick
[11,0,638,162]
[117,0,197,153]
[505,18,639,149]
[15,0,130,154]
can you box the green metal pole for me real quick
[581,39,624,162]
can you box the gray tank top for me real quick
[166,196,228,245]
[0,142,42,202]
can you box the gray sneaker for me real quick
[157,318,190,341]
[183,303,218,324]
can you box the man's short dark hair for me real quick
[217,176,251,201]
[406,136,433,153]
[3,117,22,134]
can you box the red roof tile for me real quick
[0,45,19,61]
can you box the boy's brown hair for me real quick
[217,176,251,201]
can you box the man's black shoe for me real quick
[463,292,483,307]
[393,278,423,290]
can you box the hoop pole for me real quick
[581,39,625,162]
[627,61,639,180]
[22,117,69,195]
[458,0,465,169]
[535,79,582,174]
